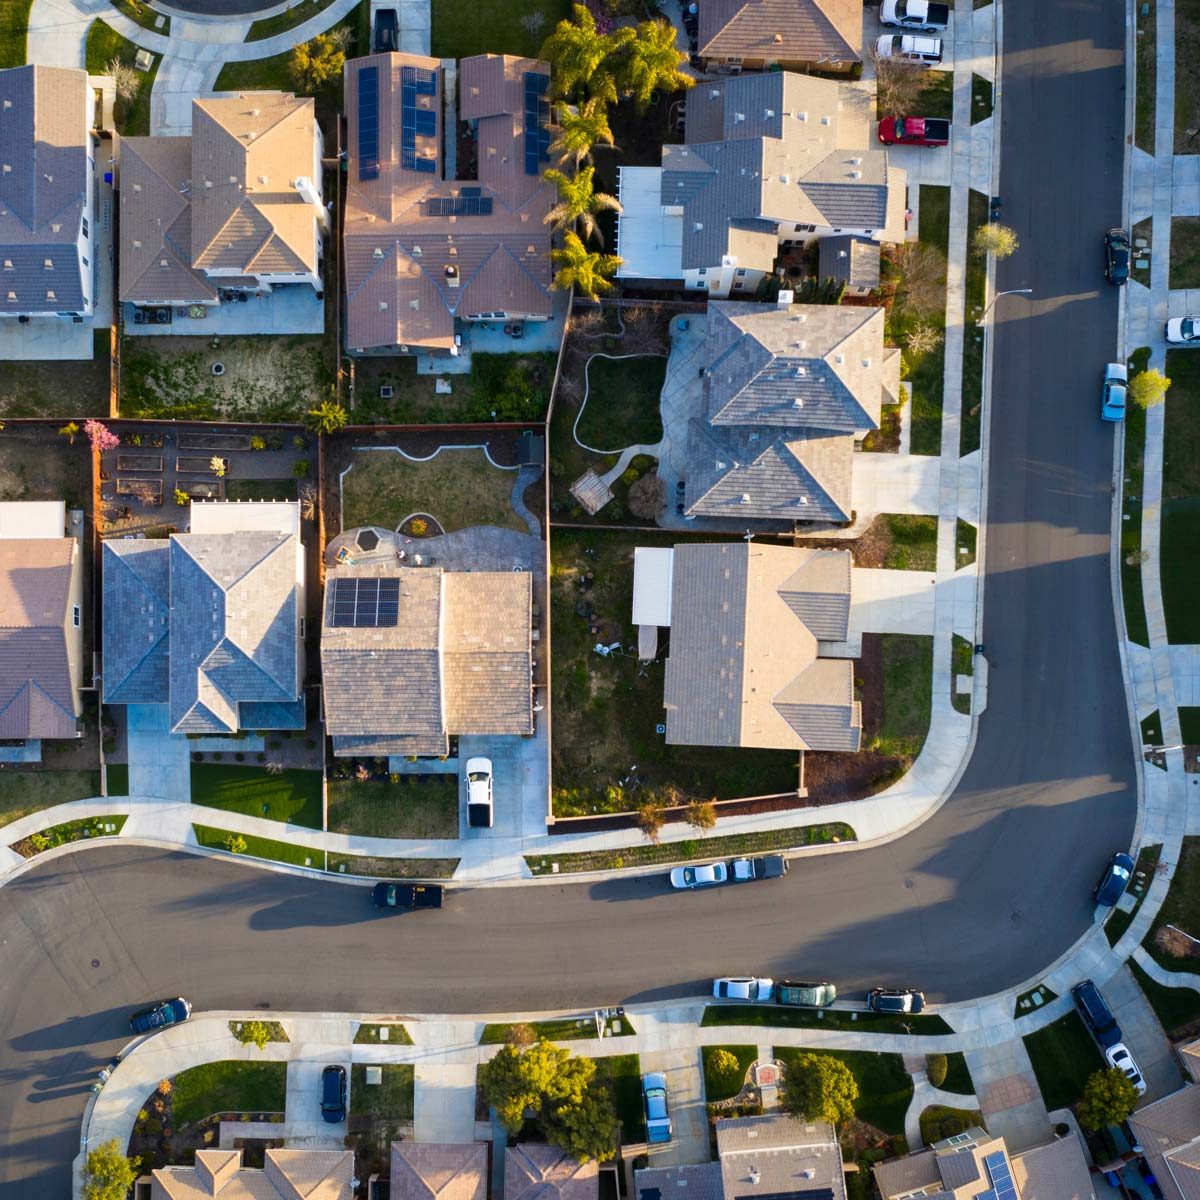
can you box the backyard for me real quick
[1022,1011,1104,1111]
[1160,349,1200,643]
[0,425,92,509]
[776,1047,912,1138]
[0,330,110,417]
[190,765,324,829]
[327,776,459,839]
[86,21,157,136]
[431,0,570,58]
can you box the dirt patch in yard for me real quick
[0,423,92,508]
[1178,0,1200,153]
[1155,925,1200,960]
[0,332,111,418]
[797,513,937,570]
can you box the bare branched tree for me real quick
[520,11,547,37]
[906,322,944,357]
[106,58,141,104]
[889,241,947,316]
[873,56,927,118]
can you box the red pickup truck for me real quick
[877,116,951,147]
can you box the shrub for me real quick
[250,435,266,451]
[294,459,310,477]
[706,1048,744,1097]
[926,1053,948,1088]
[224,834,248,855]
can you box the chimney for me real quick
[293,176,330,231]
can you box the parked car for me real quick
[372,882,444,911]
[1072,979,1123,1049]
[1102,361,1128,422]
[881,0,950,31]
[1105,227,1130,285]
[730,854,787,881]
[1165,316,1200,344]
[713,976,775,1001]
[868,988,925,1014]
[465,757,494,828]
[874,34,943,65]
[877,116,951,146]
[130,998,192,1035]
[320,1064,347,1123]
[669,862,729,889]
[1094,851,1135,907]
[1106,1042,1147,1095]
[776,980,837,1007]
[373,7,398,52]
[642,1072,672,1143]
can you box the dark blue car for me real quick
[129,997,192,1035]
[321,1064,347,1123]
[1095,852,1135,907]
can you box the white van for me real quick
[875,33,943,66]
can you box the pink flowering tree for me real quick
[83,419,120,453]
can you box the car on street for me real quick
[713,976,775,1001]
[874,34,943,65]
[320,1064,347,1123]
[1072,979,1123,1048]
[1102,361,1128,422]
[373,7,398,52]
[776,980,838,1008]
[1106,1043,1147,1095]
[642,1072,672,1143]
[1165,316,1200,344]
[465,757,494,828]
[372,882,444,911]
[669,861,729,889]
[1105,228,1130,285]
[130,997,192,1035]
[880,0,950,31]
[877,116,951,146]
[1094,851,1135,907]
[868,988,925,1014]
[730,854,788,881]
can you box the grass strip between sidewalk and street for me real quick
[1022,1011,1103,1111]
[479,1014,635,1044]
[776,1046,912,1136]
[525,822,854,876]
[110,0,170,34]
[704,1005,952,1035]
[193,823,326,869]
[1137,0,1156,152]
[10,814,126,858]
[247,0,337,39]
[951,634,974,716]
[354,1023,414,1045]
[171,1061,286,1128]
[327,852,460,879]
[1012,983,1057,1019]
[1121,348,1151,647]
[1105,843,1161,946]
[960,190,989,456]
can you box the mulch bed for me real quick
[1155,925,1200,960]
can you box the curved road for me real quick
[0,3,1135,1195]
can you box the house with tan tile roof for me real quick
[342,52,554,356]
[118,92,327,315]
[696,0,862,74]
[390,1141,488,1200]
[616,71,904,296]
[1129,1082,1200,1200]
[149,1146,353,1199]
[505,1145,598,1200]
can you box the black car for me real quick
[1072,979,1122,1049]
[320,1064,347,1123]
[1105,227,1130,285]
[130,997,192,1035]
[372,881,444,910]
[867,988,925,1014]
[374,7,398,52]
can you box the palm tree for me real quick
[614,18,693,109]
[551,232,622,300]
[543,166,622,246]
[540,4,627,102]
[550,98,617,167]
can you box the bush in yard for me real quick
[59,421,80,444]
[888,242,947,316]
[636,796,667,842]
[686,798,717,832]
[294,459,310,477]
[82,1138,140,1200]
[925,1053,948,1088]
[1078,1067,1139,1130]
[234,1019,275,1051]
[174,488,189,506]
[1130,367,1170,409]
[84,420,120,453]
[250,435,266,451]
[707,1049,744,1097]
[972,222,1019,260]
[224,834,248,855]
[480,1040,571,1131]
[781,1052,858,1127]
[628,472,666,519]
[920,1105,979,1144]
[305,399,348,434]
[906,323,944,357]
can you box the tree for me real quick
[58,421,79,444]
[543,1078,618,1163]
[105,57,141,104]
[874,56,927,117]
[781,1052,858,1127]
[707,1048,744,1096]
[888,241,947,316]
[613,18,693,109]
[233,1019,274,1050]
[925,1053,948,1089]
[83,419,120,453]
[289,33,345,95]
[540,5,624,103]
[1078,1066,1139,1130]
[972,222,1019,260]
[544,166,621,245]
[551,232,621,300]
[1130,366,1171,409]
[306,399,348,434]
[628,471,666,519]
[906,322,944,356]
[551,98,617,166]
[479,1041,571,1133]
[685,797,717,832]
[82,1138,139,1200]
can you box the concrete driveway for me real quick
[1107,966,1186,1105]
[638,1050,708,1167]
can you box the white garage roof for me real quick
[189,500,300,536]
[633,546,675,627]
[615,166,683,281]
[0,500,65,539]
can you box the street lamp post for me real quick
[977,287,1032,324]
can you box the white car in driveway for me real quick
[669,862,729,889]
[1166,316,1200,345]
[1106,1042,1147,1095]
[713,976,774,1001]
[465,757,493,828]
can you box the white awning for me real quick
[633,546,675,626]
[615,166,684,281]
[189,499,300,536]
[0,500,65,539]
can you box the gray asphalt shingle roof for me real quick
[102,540,171,705]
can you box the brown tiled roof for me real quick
[697,0,861,65]
[504,1146,598,1200]
[0,537,79,738]
[152,1147,353,1199]
[343,52,554,353]
[1011,1134,1095,1200]
[1130,1086,1200,1200]
[873,1149,941,1199]
[390,1142,488,1200]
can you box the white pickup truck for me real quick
[881,0,951,31]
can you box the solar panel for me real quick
[523,71,551,176]
[330,577,400,628]
[983,1151,1018,1200]
[425,194,494,217]
[400,66,439,174]
[357,66,379,181]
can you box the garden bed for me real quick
[10,813,125,857]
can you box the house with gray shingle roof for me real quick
[1129,1084,1200,1200]
[616,71,904,296]
[819,234,880,296]
[102,501,305,735]
[696,0,861,74]
[641,541,860,752]
[321,560,532,757]
[148,1146,353,1200]
[505,1145,598,1200]
[685,299,898,525]
[0,65,96,322]
[390,1141,488,1200]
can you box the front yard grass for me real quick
[591,1053,644,1143]
[86,21,157,135]
[941,1052,975,1096]
[0,0,30,67]
[1160,349,1200,643]
[193,823,325,869]
[190,764,323,830]
[575,355,666,450]
[247,0,337,40]
[776,1047,912,1136]
[340,446,524,534]
[350,1063,414,1121]
[703,1044,758,1102]
[869,634,933,759]
[1130,959,1200,1037]
[703,1006,952,1035]
[1176,0,1200,154]
[0,330,110,417]
[1122,348,1151,646]
[327,776,459,839]
[951,634,973,715]
[913,70,953,121]
[327,852,459,878]
[0,770,101,828]
[1022,1011,1104,1110]
[110,0,169,34]
[960,190,990,456]
[171,1061,286,1128]
[1146,836,1200,968]
[882,515,937,571]
[214,49,293,93]
[431,0,571,59]
[355,1023,414,1045]
[1171,217,1200,289]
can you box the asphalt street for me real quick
[0,3,1136,1195]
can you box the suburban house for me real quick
[0,65,97,324]
[506,1145,598,1200]
[616,71,904,296]
[873,1125,1096,1200]
[147,1147,354,1199]
[102,501,306,734]
[695,0,862,74]
[1128,1041,1200,1200]
[635,1114,848,1200]
[0,500,83,749]
[634,541,861,752]
[342,52,555,356]
[389,1142,488,1200]
[321,560,532,757]
[685,299,898,525]
[118,93,327,320]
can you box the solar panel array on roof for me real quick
[523,71,551,176]
[358,66,379,181]
[331,577,401,628]
[982,1151,1018,1200]
[401,65,439,175]
[425,194,494,216]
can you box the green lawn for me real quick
[327,776,458,839]
[171,1061,286,1128]
[1183,708,1200,743]
[85,21,157,135]
[776,1047,912,1136]
[10,814,126,857]
[431,0,571,59]
[0,0,30,66]
[193,823,325,869]
[576,355,666,450]
[702,1005,952,1035]
[1179,0,1200,154]
[350,1063,414,1120]
[1146,836,1200,968]
[479,1017,600,1044]
[1137,0,1156,152]
[1013,983,1057,1018]
[248,0,338,40]
[1171,217,1200,289]
[960,190,990,455]
[941,1052,975,1096]
[1122,348,1151,646]
[355,1022,414,1045]
[913,70,953,120]
[327,852,459,878]
[226,479,299,502]
[0,770,101,828]
[951,634,974,715]
[956,518,977,568]
[883,515,938,571]
[1022,1012,1104,1111]
[970,74,993,125]
[1130,960,1200,1038]
[191,764,323,829]
[1132,218,1153,287]
[1161,349,1200,642]
[871,634,934,759]
[703,1044,758,1102]
[214,48,294,93]
[591,1053,644,1143]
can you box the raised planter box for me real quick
[117,455,164,472]
[176,456,228,473]
[116,478,163,503]
[179,479,223,499]
[177,433,252,452]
